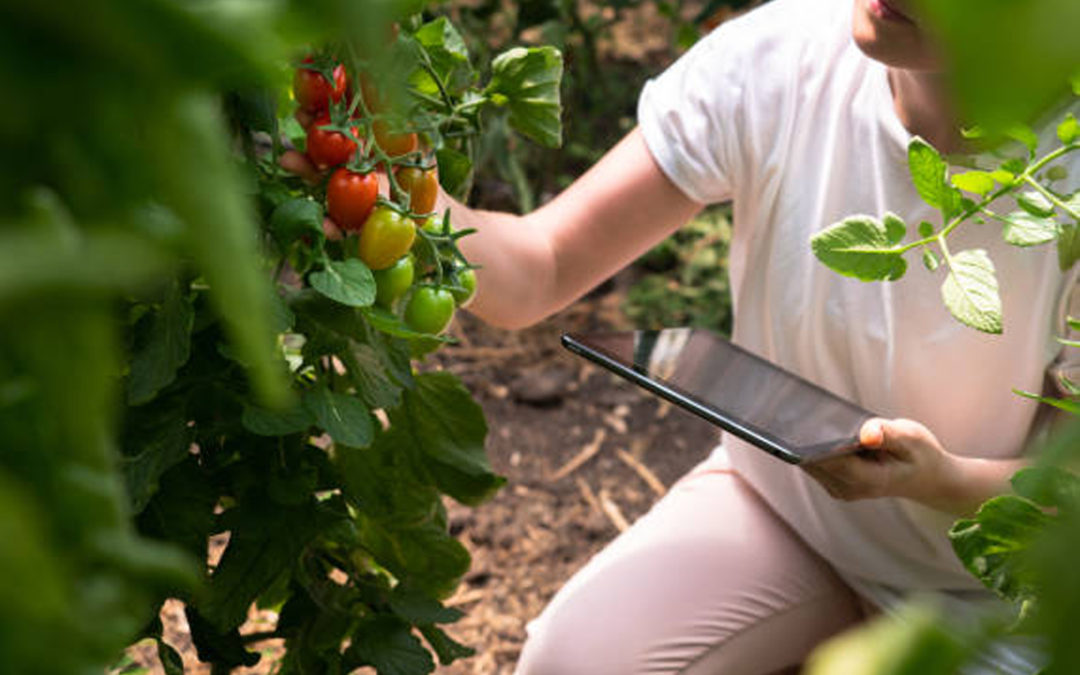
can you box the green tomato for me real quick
[358,206,416,270]
[404,286,456,335]
[372,255,415,308]
[450,268,477,307]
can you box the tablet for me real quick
[561,328,874,464]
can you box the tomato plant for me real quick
[357,205,416,270]
[326,167,379,231]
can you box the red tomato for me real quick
[373,120,418,158]
[326,168,379,232]
[306,114,360,169]
[293,60,347,114]
[395,166,439,216]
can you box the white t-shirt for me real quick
[638,0,1077,664]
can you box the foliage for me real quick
[0,1,562,674]
[811,113,1080,334]
[622,206,734,335]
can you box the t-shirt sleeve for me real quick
[637,23,747,205]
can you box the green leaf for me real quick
[157,638,185,675]
[1007,124,1041,157]
[390,587,463,625]
[346,616,435,675]
[918,221,935,238]
[411,17,473,97]
[1011,467,1080,511]
[128,279,195,405]
[941,249,1002,334]
[121,402,194,514]
[485,46,564,148]
[810,215,908,282]
[269,198,324,249]
[309,259,376,307]
[388,372,503,505]
[204,500,323,632]
[1058,113,1080,145]
[241,402,313,436]
[1002,211,1059,247]
[185,607,261,669]
[435,147,473,199]
[419,625,475,666]
[1014,388,1080,416]
[922,248,941,271]
[1017,190,1056,218]
[908,138,949,209]
[951,170,996,196]
[949,495,1050,602]
[1068,316,1080,332]
[1058,223,1080,270]
[304,386,374,448]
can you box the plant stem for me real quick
[1022,175,1080,221]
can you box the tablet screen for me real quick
[563,328,873,463]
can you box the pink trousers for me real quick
[515,453,872,675]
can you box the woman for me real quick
[448,0,1077,671]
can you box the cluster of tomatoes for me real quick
[291,57,476,336]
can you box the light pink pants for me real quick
[515,452,871,675]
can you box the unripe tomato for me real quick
[396,166,439,216]
[372,255,415,308]
[404,286,456,335]
[373,120,418,157]
[450,268,477,307]
[326,168,378,232]
[357,206,416,270]
[306,115,360,169]
[294,60,347,114]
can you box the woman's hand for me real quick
[803,418,1027,516]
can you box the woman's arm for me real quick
[443,127,704,329]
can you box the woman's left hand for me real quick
[803,418,987,514]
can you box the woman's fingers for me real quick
[279,149,321,184]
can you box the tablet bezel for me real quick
[561,330,873,465]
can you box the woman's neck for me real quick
[888,68,965,153]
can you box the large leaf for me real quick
[303,386,374,448]
[345,616,435,675]
[1058,222,1080,271]
[387,372,503,505]
[941,249,1002,334]
[411,17,473,97]
[1001,211,1059,247]
[485,46,563,148]
[949,496,1050,603]
[127,278,195,405]
[121,401,194,513]
[309,259,377,308]
[810,214,908,281]
[1011,466,1080,511]
[203,499,324,632]
[269,198,324,249]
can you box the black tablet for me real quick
[561,328,874,464]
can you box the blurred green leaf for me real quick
[128,279,195,405]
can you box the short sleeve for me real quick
[637,26,744,205]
